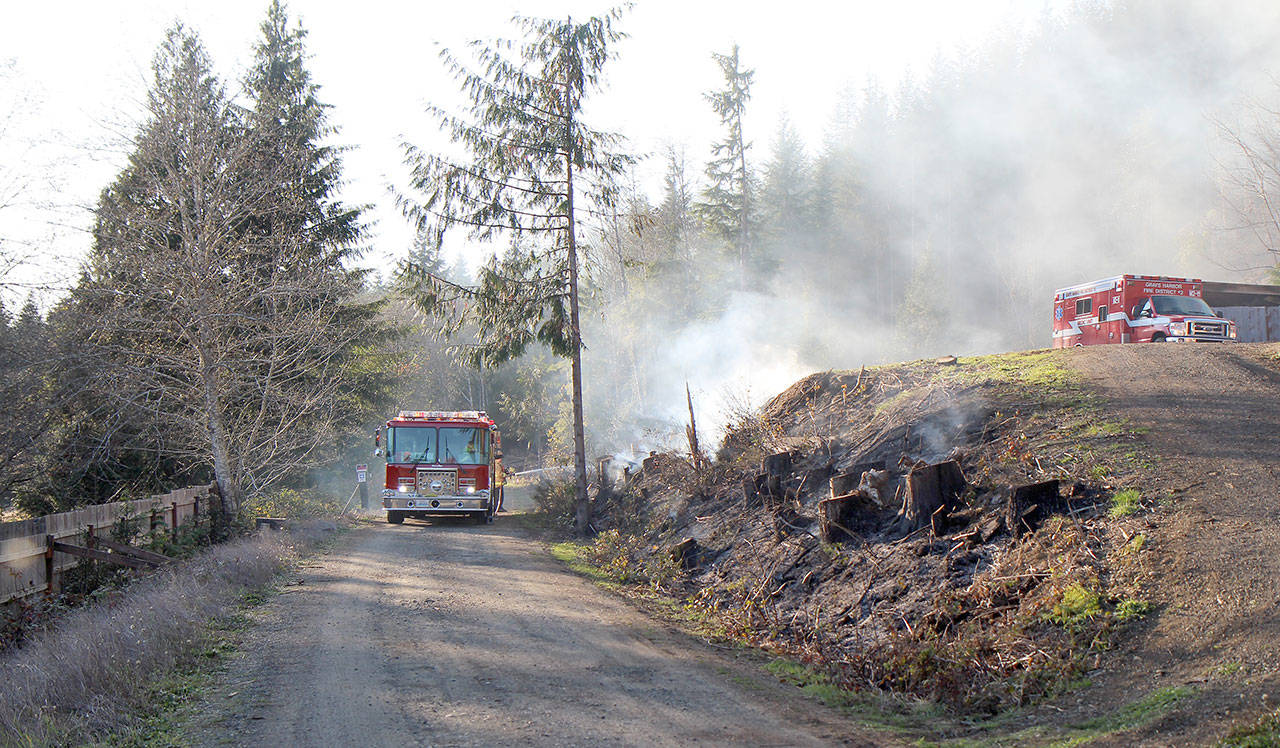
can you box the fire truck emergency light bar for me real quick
[396,410,489,421]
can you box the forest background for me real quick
[2,0,1280,515]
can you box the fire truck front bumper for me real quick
[382,491,490,515]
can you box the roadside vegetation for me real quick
[0,534,299,745]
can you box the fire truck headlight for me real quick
[1170,322,1187,336]
[1229,326,1238,339]
[463,486,475,494]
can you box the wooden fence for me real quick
[0,484,217,604]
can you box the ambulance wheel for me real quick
[387,513,404,525]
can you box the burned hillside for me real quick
[590,350,1157,714]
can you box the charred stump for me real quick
[829,460,885,497]
[756,451,796,508]
[893,460,968,535]
[1007,479,1066,538]
[670,538,700,569]
[819,490,874,542]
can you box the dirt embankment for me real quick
[599,344,1280,744]
[183,519,883,747]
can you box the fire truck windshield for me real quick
[386,426,489,465]
[387,426,436,464]
[439,427,490,465]
[1151,295,1215,317]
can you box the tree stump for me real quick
[894,460,967,535]
[670,538,700,569]
[761,451,794,476]
[818,491,872,542]
[1006,479,1065,538]
[829,460,886,497]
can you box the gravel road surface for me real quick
[188,517,882,746]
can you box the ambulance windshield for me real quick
[1151,295,1215,317]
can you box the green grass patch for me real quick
[1114,598,1153,623]
[1073,685,1193,734]
[103,575,283,747]
[549,541,616,586]
[1213,662,1244,679]
[763,658,947,733]
[1109,489,1142,518]
[939,350,1089,404]
[1045,584,1103,629]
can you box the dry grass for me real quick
[0,534,297,745]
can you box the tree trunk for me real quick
[564,88,591,537]
[199,346,240,519]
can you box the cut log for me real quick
[893,460,968,535]
[1007,479,1065,538]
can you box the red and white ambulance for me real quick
[1052,275,1237,347]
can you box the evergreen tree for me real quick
[398,9,633,535]
[759,115,811,270]
[698,44,756,281]
[241,0,397,452]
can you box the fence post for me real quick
[150,506,158,533]
[194,495,200,523]
[171,502,178,540]
[44,534,55,593]
[86,524,96,549]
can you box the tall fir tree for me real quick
[241,0,396,452]
[759,115,811,272]
[698,44,756,282]
[398,9,633,535]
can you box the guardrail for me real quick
[0,484,217,604]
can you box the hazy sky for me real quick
[0,0,1052,298]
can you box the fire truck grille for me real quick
[1190,321,1227,338]
[416,469,458,497]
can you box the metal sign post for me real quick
[356,464,369,509]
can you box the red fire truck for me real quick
[1052,275,1237,347]
[375,410,504,525]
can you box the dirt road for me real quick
[1065,343,1280,744]
[188,517,880,747]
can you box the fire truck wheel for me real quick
[1152,334,1167,343]
[387,513,404,525]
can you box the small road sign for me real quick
[356,464,368,483]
